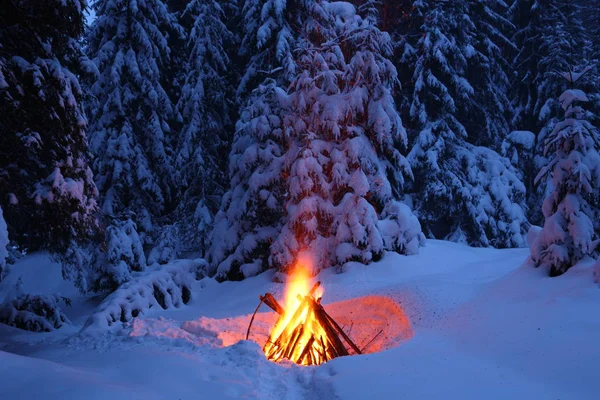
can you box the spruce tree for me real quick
[85,0,181,290]
[208,0,308,279]
[510,0,590,225]
[0,206,8,282]
[403,0,528,247]
[511,0,588,134]
[272,5,423,272]
[0,0,98,261]
[530,75,600,276]
[211,0,423,279]
[165,0,235,260]
[208,80,288,279]
[236,0,299,97]
[466,0,514,149]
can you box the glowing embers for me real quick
[249,281,362,366]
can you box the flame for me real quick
[283,253,315,314]
[264,252,329,366]
[268,253,315,345]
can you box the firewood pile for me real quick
[247,282,363,366]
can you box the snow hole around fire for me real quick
[130,295,414,360]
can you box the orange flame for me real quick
[264,252,328,365]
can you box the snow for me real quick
[507,130,535,150]
[559,89,589,111]
[1,240,598,399]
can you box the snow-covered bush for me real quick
[0,295,69,332]
[379,201,425,255]
[83,260,206,331]
[148,223,182,266]
[530,86,600,276]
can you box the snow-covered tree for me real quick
[0,206,8,282]
[530,82,600,276]
[236,0,300,97]
[95,217,147,291]
[272,2,422,273]
[85,0,182,290]
[0,0,98,258]
[173,0,235,257]
[403,0,528,247]
[208,81,288,280]
[466,0,514,149]
[510,0,588,134]
[509,0,591,225]
[208,0,310,279]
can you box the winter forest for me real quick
[1,0,600,398]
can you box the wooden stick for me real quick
[360,329,384,353]
[266,296,309,356]
[320,336,328,362]
[246,296,265,340]
[311,302,348,356]
[297,336,316,364]
[321,307,362,355]
[259,293,285,315]
[283,325,304,360]
[309,281,321,297]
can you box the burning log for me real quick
[248,281,362,366]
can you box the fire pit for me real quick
[246,260,375,366]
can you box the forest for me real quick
[1,0,600,323]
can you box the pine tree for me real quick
[0,206,8,282]
[85,0,181,290]
[510,0,590,225]
[272,2,423,273]
[236,0,300,97]
[208,0,310,279]
[466,0,514,149]
[586,1,600,60]
[530,75,600,276]
[0,0,98,259]
[168,0,235,259]
[208,80,288,279]
[403,0,528,247]
[511,0,588,133]
[211,1,422,279]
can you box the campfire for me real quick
[247,259,365,366]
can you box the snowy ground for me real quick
[1,240,598,399]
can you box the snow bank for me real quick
[1,241,599,399]
[82,260,207,331]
